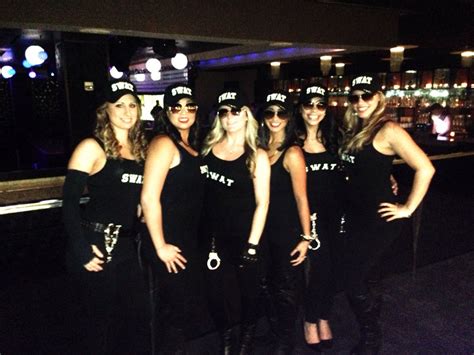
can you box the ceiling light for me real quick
[109,66,124,79]
[171,53,188,70]
[146,58,162,73]
[25,45,47,66]
[150,71,161,81]
[1,65,16,79]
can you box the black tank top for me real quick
[341,142,397,222]
[160,142,204,250]
[201,150,255,241]
[82,141,143,229]
[304,150,343,216]
[266,149,299,235]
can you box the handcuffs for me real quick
[104,223,121,263]
[207,237,221,270]
[306,213,321,251]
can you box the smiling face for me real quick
[167,98,197,131]
[263,105,289,134]
[350,90,380,119]
[106,94,139,132]
[300,97,327,128]
[218,105,247,134]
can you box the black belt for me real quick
[81,220,131,235]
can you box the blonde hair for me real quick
[93,101,148,162]
[340,91,390,154]
[201,106,259,175]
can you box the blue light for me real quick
[1,65,16,79]
[23,59,32,68]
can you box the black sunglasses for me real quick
[348,92,375,104]
[217,107,242,118]
[169,103,198,114]
[263,109,289,119]
[302,102,327,111]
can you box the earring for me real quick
[260,121,264,127]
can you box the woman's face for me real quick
[106,94,139,131]
[218,105,247,134]
[300,97,327,127]
[349,90,380,119]
[263,105,289,134]
[167,98,197,131]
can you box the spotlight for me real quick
[146,58,162,73]
[23,59,32,68]
[1,65,16,79]
[25,45,47,66]
[109,66,124,79]
[171,53,188,70]
[134,73,146,82]
[150,71,161,81]
[29,71,37,79]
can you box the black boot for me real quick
[347,293,382,355]
[238,323,256,355]
[219,328,234,355]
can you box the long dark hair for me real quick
[257,105,300,151]
[154,106,201,151]
[295,106,340,156]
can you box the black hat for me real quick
[350,74,381,93]
[104,79,139,103]
[262,90,293,111]
[216,88,247,108]
[299,84,328,104]
[164,83,194,107]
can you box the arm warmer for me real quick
[62,169,92,266]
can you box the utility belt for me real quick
[81,220,132,263]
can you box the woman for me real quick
[340,74,435,354]
[201,88,270,354]
[296,83,344,351]
[62,79,148,354]
[140,83,204,353]
[257,90,311,354]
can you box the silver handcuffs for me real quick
[104,223,121,263]
[309,213,321,251]
[207,237,221,270]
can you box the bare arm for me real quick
[284,146,311,265]
[247,149,271,245]
[378,122,435,221]
[141,135,187,273]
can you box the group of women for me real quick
[63,75,435,355]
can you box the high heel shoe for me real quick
[317,319,333,350]
[319,339,333,350]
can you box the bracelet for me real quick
[300,234,314,241]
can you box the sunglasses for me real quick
[263,109,289,120]
[217,107,242,118]
[302,102,327,111]
[348,92,375,104]
[169,103,198,114]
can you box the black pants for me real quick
[72,236,149,355]
[260,235,304,345]
[343,218,403,297]
[204,250,263,331]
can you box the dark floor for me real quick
[1,251,473,354]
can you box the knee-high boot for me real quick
[347,293,382,355]
[219,328,235,355]
[238,322,256,355]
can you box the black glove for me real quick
[239,242,259,267]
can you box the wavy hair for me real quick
[154,105,201,151]
[201,106,259,175]
[339,91,389,154]
[257,106,299,151]
[93,101,148,162]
